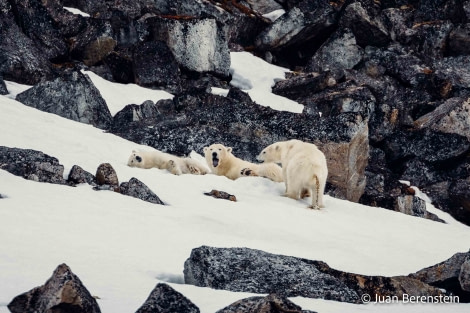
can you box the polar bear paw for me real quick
[240,168,257,177]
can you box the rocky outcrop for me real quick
[0,75,8,95]
[216,294,316,313]
[184,246,446,304]
[67,165,96,186]
[410,250,470,302]
[136,283,199,313]
[16,71,113,129]
[396,195,444,222]
[0,146,66,185]
[8,263,101,313]
[95,163,120,191]
[120,177,164,205]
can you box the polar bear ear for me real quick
[275,145,280,150]
[203,147,208,152]
[227,147,233,153]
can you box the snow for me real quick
[1,51,470,313]
[64,7,90,17]
[263,9,286,22]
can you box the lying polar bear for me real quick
[127,149,209,175]
[257,139,328,209]
[204,143,283,182]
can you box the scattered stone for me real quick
[216,294,317,313]
[136,283,199,313]
[204,190,237,202]
[0,146,66,185]
[8,263,101,313]
[460,257,470,292]
[95,163,119,191]
[120,177,164,205]
[0,75,8,95]
[67,165,96,186]
[396,195,444,223]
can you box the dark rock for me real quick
[113,100,161,126]
[449,178,470,220]
[16,70,113,129]
[0,75,7,95]
[272,71,337,100]
[0,146,66,185]
[136,283,199,313]
[216,294,316,313]
[461,257,470,292]
[255,0,340,65]
[382,7,414,44]
[119,177,164,205]
[61,0,155,20]
[340,1,390,48]
[132,40,181,91]
[414,0,467,24]
[67,165,96,186]
[143,15,230,76]
[408,21,453,61]
[306,29,364,77]
[95,163,119,191]
[204,190,237,202]
[433,56,470,97]
[244,0,284,15]
[449,24,470,56]
[103,50,134,84]
[8,263,101,313]
[184,246,446,303]
[410,250,470,302]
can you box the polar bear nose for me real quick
[136,156,142,162]
[212,152,218,157]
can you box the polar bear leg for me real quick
[308,176,321,210]
[240,167,258,177]
[166,159,182,175]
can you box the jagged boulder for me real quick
[0,75,7,95]
[16,70,113,129]
[8,263,101,313]
[119,177,164,205]
[396,195,444,222]
[95,163,119,191]
[136,283,199,313]
[0,146,66,185]
[67,165,96,186]
[216,294,316,313]
[184,246,446,304]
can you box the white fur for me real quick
[257,139,328,209]
[127,149,209,175]
[204,143,283,182]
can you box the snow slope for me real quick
[1,53,470,313]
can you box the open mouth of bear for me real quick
[212,156,219,167]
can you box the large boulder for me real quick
[184,246,445,304]
[120,177,164,205]
[16,70,113,129]
[8,263,101,313]
[136,283,199,313]
[0,146,66,185]
[216,294,316,313]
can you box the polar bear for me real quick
[127,150,209,175]
[257,139,328,209]
[204,143,283,182]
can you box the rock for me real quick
[410,250,470,301]
[67,165,96,186]
[136,283,199,313]
[216,294,316,313]
[204,190,237,202]
[449,178,470,222]
[433,56,470,96]
[0,146,66,185]
[184,246,446,303]
[143,16,230,76]
[414,0,467,24]
[113,100,161,126]
[119,177,164,205]
[103,50,134,84]
[0,75,7,95]
[132,41,181,91]
[409,21,453,61]
[16,70,113,129]
[272,71,337,100]
[82,36,117,66]
[414,97,470,141]
[306,29,364,76]
[340,2,389,47]
[449,24,470,56]
[245,0,284,15]
[95,163,119,191]
[460,257,470,292]
[7,263,101,313]
[396,195,444,223]
[255,0,340,64]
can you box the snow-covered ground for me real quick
[1,52,469,313]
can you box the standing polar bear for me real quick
[257,139,328,209]
[127,150,209,175]
[204,143,283,182]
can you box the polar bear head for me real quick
[257,143,283,163]
[204,143,233,169]
[127,150,144,167]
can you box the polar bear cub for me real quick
[127,149,209,175]
[204,143,283,182]
[257,139,328,209]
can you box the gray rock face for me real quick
[184,246,447,304]
[216,294,316,313]
[396,195,444,223]
[0,75,7,95]
[144,16,230,76]
[136,283,199,313]
[0,146,66,185]
[120,177,164,205]
[67,165,96,186]
[95,163,119,190]
[460,257,470,292]
[184,246,360,303]
[15,71,113,129]
[8,263,101,313]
